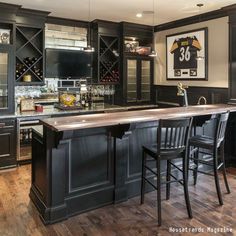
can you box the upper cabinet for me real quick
[15,8,49,85]
[92,20,120,84]
[0,23,14,114]
[98,35,119,83]
[15,25,44,84]
[121,22,153,57]
[115,22,154,105]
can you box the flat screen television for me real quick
[45,48,93,78]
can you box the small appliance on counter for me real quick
[55,89,93,110]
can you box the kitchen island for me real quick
[30,104,236,224]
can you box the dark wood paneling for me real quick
[46,16,88,28]
[154,85,228,106]
[92,20,120,36]
[31,131,46,199]
[69,131,113,191]
[0,3,20,22]
[16,8,50,27]
[228,9,236,104]
[121,22,153,38]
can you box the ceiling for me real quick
[1,0,236,25]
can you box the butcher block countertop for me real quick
[41,104,236,132]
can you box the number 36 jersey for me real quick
[170,36,202,69]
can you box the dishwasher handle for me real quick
[20,120,40,125]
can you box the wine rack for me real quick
[15,25,44,84]
[99,35,119,83]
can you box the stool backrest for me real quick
[215,111,230,146]
[157,118,192,151]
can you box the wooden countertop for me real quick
[41,104,236,132]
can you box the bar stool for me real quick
[141,117,193,226]
[189,111,230,205]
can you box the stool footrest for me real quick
[144,165,157,176]
[143,177,157,190]
[190,157,213,166]
[169,173,184,185]
[217,162,223,170]
[189,168,214,176]
[170,161,183,172]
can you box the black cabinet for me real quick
[15,8,49,85]
[15,25,44,84]
[98,35,120,83]
[125,57,153,103]
[0,118,16,169]
[115,22,154,105]
[92,20,120,84]
[0,22,15,115]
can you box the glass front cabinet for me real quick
[126,57,153,103]
[0,26,14,114]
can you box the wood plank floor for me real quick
[0,165,236,236]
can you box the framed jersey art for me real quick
[166,28,208,80]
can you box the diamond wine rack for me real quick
[99,35,119,84]
[15,25,44,85]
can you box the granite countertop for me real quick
[41,104,236,132]
[0,103,159,119]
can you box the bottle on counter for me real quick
[81,94,85,107]
[88,92,93,107]
[75,92,81,107]
[85,94,89,107]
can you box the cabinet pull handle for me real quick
[0,123,5,128]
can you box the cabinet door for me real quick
[0,125,16,168]
[229,24,236,103]
[140,60,151,101]
[127,59,137,102]
[0,46,14,114]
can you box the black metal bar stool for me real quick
[141,117,193,226]
[189,111,230,205]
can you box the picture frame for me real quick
[166,28,208,80]
[20,99,35,112]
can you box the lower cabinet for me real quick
[0,119,17,169]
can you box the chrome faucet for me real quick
[197,96,207,105]
[177,82,188,107]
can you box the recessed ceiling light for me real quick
[136,13,143,18]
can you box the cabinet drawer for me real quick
[0,118,15,129]
[0,119,16,168]
[0,132,12,156]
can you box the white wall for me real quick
[154,17,229,88]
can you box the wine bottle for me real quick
[81,94,85,107]
[85,94,89,107]
[88,92,92,107]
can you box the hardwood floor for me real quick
[0,165,236,236]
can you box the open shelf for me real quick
[15,25,44,84]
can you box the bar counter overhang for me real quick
[30,104,236,224]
